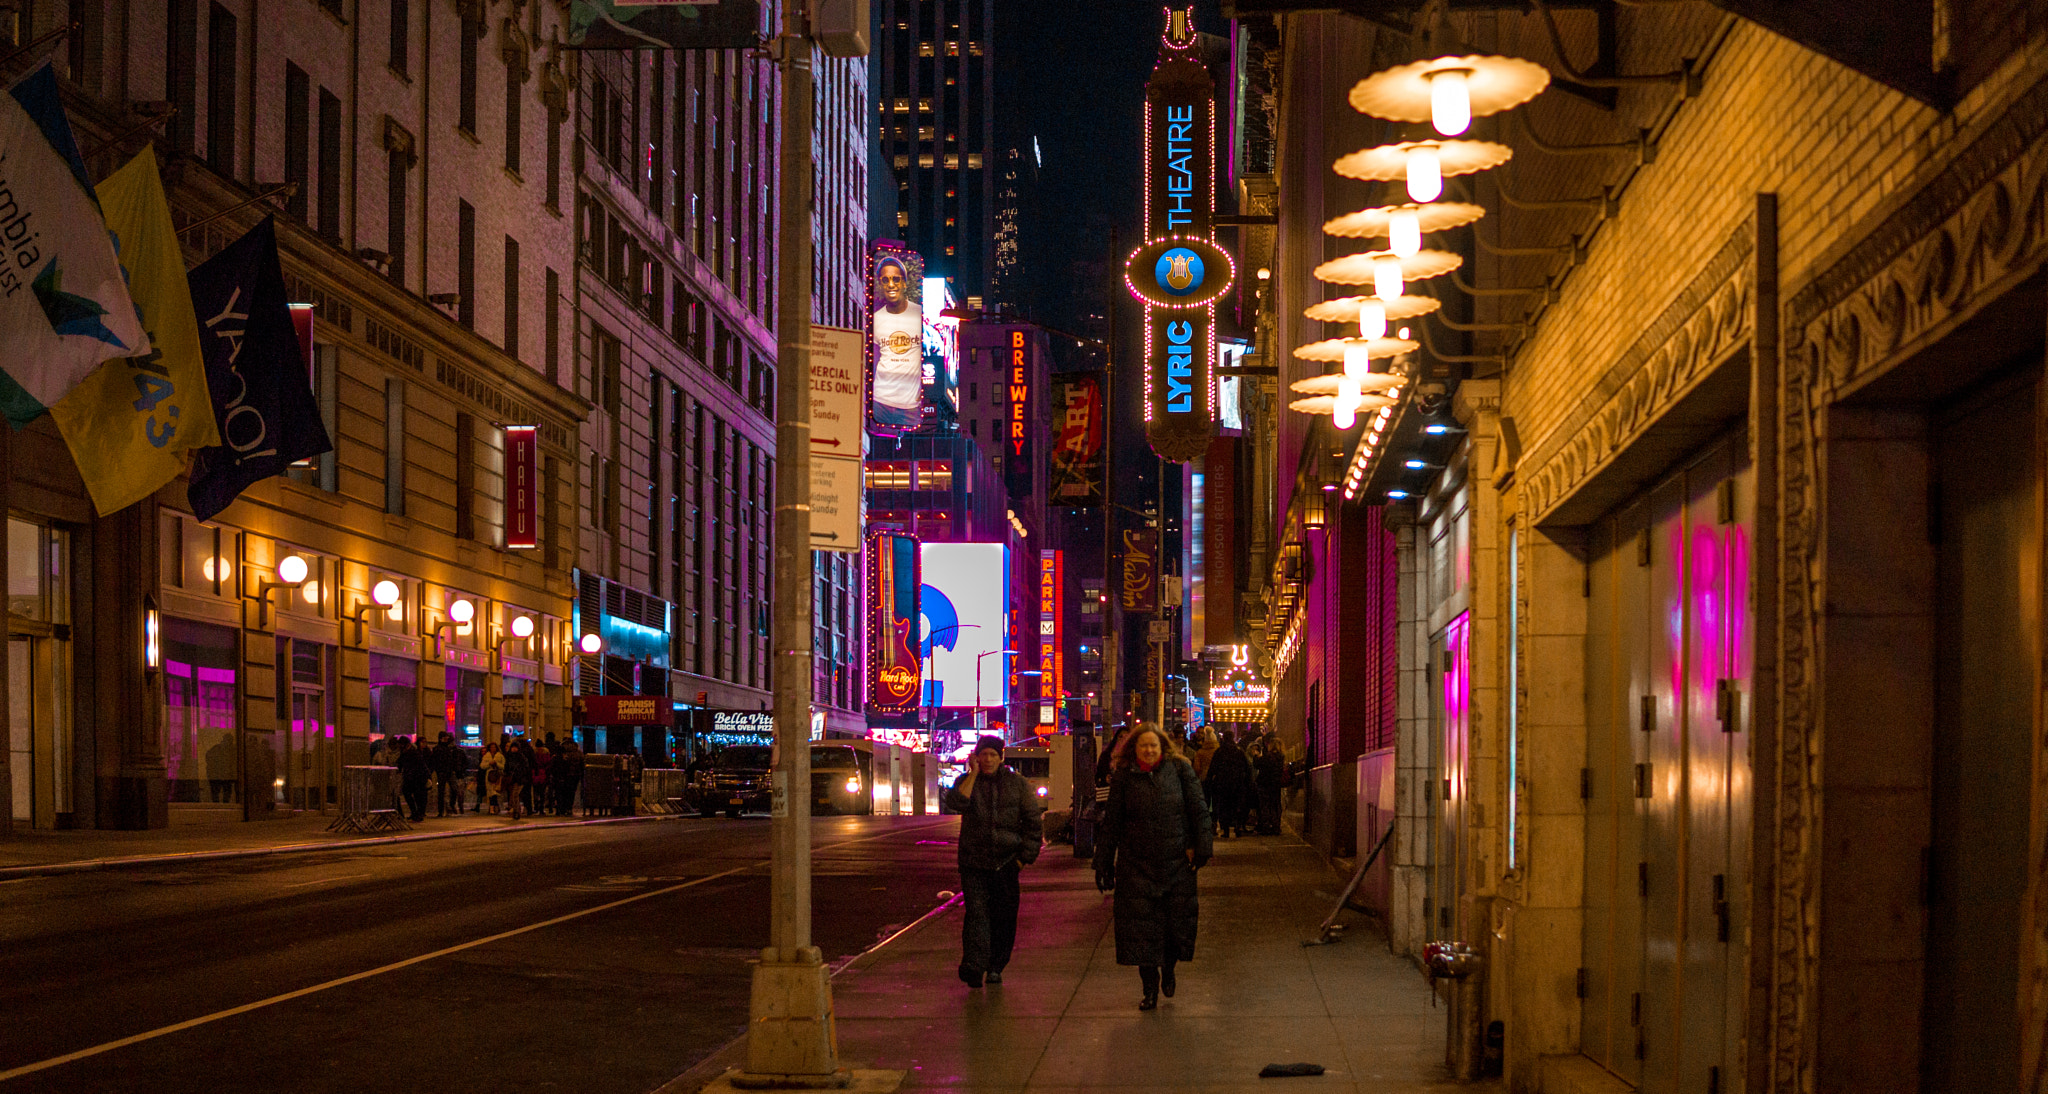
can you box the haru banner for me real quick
[186,218,333,522]
[51,146,219,516]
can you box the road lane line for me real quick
[279,873,371,887]
[0,817,953,1085]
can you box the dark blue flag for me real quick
[185,217,331,522]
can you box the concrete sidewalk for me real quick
[739,833,1495,1093]
[0,808,681,876]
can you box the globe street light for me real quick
[976,649,1019,721]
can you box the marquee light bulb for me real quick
[1373,255,1405,301]
[1388,209,1422,258]
[1428,69,1472,136]
[1406,144,1443,202]
[1357,297,1387,340]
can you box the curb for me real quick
[0,811,690,880]
[650,890,965,1094]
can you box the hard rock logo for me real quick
[883,330,917,354]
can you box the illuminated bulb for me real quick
[1428,69,1472,136]
[579,632,604,655]
[1357,297,1387,340]
[1343,341,1373,380]
[1388,209,1421,258]
[511,615,535,639]
[1373,255,1404,301]
[1397,325,1411,339]
[371,579,401,606]
[276,554,308,585]
[448,599,475,624]
[1333,375,1363,429]
[1406,143,1443,202]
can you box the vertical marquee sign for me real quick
[505,425,538,549]
[1126,7,1232,463]
[1039,549,1064,726]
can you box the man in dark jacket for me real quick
[1209,732,1254,838]
[552,738,584,815]
[943,735,1045,988]
[428,733,466,817]
[396,736,431,822]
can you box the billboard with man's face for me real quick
[868,242,926,433]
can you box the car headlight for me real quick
[844,777,861,794]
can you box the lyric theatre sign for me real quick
[1125,7,1231,463]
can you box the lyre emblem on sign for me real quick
[1165,253,1194,290]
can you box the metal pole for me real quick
[1101,228,1117,730]
[738,3,841,1083]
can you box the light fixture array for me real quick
[1291,42,1549,496]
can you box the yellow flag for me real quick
[51,146,218,516]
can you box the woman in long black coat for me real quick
[1092,723,1213,1010]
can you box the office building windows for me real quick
[457,200,475,328]
[503,236,520,357]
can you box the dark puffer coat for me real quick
[1093,756,1213,966]
[944,767,1045,870]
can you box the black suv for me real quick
[689,744,872,817]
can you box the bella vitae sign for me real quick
[1128,8,1230,464]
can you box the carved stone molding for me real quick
[1776,69,2048,1094]
[382,116,416,166]
[501,17,533,82]
[1519,222,1755,525]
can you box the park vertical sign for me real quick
[1126,7,1231,464]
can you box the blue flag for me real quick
[185,218,332,522]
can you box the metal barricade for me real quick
[639,769,688,814]
[327,766,409,833]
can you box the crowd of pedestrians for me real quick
[369,732,587,822]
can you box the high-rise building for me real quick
[870,0,996,307]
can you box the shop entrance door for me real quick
[8,634,70,829]
[289,687,335,812]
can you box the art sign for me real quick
[1049,374,1104,507]
[1128,7,1228,464]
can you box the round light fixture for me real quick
[1313,249,1462,289]
[1347,55,1551,132]
[1292,335,1419,364]
[1305,294,1442,327]
[511,615,535,639]
[1289,373,1407,396]
[448,599,475,624]
[1322,201,1486,241]
[275,555,309,585]
[579,633,604,655]
[371,579,401,607]
[1288,393,1400,414]
[1332,139,1512,186]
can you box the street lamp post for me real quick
[975,649,1019,729]
[920,622,979,744]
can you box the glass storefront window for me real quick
[445,665,485,743]
[502,676,530,739]
[163,619,239,805]
[369,654,418,750]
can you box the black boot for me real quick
[1139,966,1160,1010]
[958,964,984,988]
[1161,964,1177,998]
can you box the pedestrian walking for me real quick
[480,742,505,814]
[503,739,533,820]
[1209,731,1254,838]
[1252,734,1286,835]
[555,737,585,815]
[943,735,1045,989]
[531,738,553,815]
[429,733,465,817]
[1092,722,1211,1011]
[396,735,431,822]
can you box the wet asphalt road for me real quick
[0,815,963,1094]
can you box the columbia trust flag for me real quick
[0,65,148,425]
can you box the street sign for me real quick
[810,453,861,551]
[1148,620,1170,642]
[809,325,865,455]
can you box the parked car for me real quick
[811,744,872,815]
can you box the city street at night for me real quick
[0,817,957,1094]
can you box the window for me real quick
[545,267,560,382]
[163,618,239,806]
[503,236,520,356]
[387,0,408,75]
[385,145,409,285]
[206,3,236,175]
[915,461,953,491]
[384,379,406,514]
[288,344,339,492]
[284,63,309,220]
[455,412,475,540]
[457,11,479,134]
[545,107,562,211]
[168,0,198,152]
[864,462,910,490]
[503,53,522,173]
[456,200,475,328]
[317,89,342,238]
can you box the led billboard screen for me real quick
[919,542,1010,709]
[868,241,925,432]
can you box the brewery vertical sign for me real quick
[1126,8,1232,463]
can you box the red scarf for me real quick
[1137,756,1161,773]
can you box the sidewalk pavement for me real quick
[0,808,673,876]
[681,831,1497,1094]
